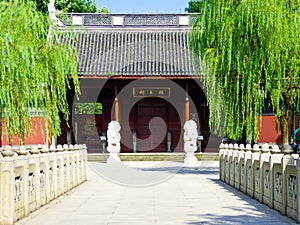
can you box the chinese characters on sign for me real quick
[133,88,170,98]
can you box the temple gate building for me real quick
[56,13,212,153]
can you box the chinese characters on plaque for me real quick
[133,88,170,98]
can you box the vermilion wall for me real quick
[1,117,47,146]
[258,115,281,144]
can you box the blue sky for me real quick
[96,0,190,13]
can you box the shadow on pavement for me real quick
[183,179,296,225]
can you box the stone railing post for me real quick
[281,145,294,215]
[297,147,300,223]
[219,143,225,181]
[270,145,283,210]
[252,144,260,200]
[40,145,51,205]
[28,145,41,211]
[260,143,271,205]
[233,143,240,190]
[238,144,245,192]
[68,144,75,189]
[76,145,83,184]
[56,145,64,196]
[14,146,30,220]
[49,145,58,200]
[0,146,15,225]
[228,144,235,185]
[63,144,71,192]
[81,144,87,182]
[259,143,270,203]
[223,144,229,184]
[245,144,253,195]
[73,144,80,187]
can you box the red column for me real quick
[185,97,190,121]
[185,81,190,121]
[114,81,119,122]
[115,97,119,122]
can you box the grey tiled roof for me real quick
[70,29,201,76]
[58,14,201,77]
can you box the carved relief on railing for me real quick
[14,177,22,202]
[265,169,270,190]
[255,167,260,186]
[247,164,252,185]
[275,172,282,196]
[28,173,35,196]
[63,164,67,180]
[40,170,45,192]
[49,168,54,189]
[235,161,239,174]
[288,175,297,201]
[240,161,245,186]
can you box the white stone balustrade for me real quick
[219,143,300,222]
[0,144,87,225]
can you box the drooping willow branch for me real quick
[0,0,79,144]
[190,0,300,144]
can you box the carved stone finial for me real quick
[48,0,55,13]
[2,146,14,157]
[47,0,64,26]
[271,145,281,154]
[50,145,57,152]
[16,146,28,156]
[40,145,49,153]
[56,144,64,152]
[30,145,40,154]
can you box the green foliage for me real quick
[34,0,109,14]
[190,0,300,144]
[0,0,79,144]
[55,0,98,13]
[99,6,110,13]
[75,103,102,115]
[185,0,203,13]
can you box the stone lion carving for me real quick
[184,120,198,152]
[183,120,199,165]
[107,121,121,151]
[106,121,121,163]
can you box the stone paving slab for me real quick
[16,161,297,225]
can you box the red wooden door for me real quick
[136,99,167,152]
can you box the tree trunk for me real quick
[280,117,290,146]
[279,91,292,146]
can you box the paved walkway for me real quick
[16,161,296,225]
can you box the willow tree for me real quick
[190,0,300,145]
[0,0,79,145]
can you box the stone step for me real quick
[87,153,219,162]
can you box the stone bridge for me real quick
[0,143,297,224]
